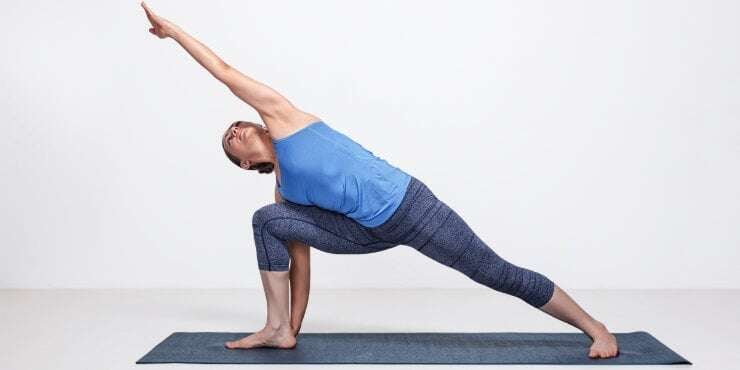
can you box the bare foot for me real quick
[224,325,297,350]
[587,321,619,359]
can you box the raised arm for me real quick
[140,2,318,137]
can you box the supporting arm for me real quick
[275,185,311,336]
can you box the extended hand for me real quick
[140,2,180,39]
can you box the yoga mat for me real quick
[136,331,691,365]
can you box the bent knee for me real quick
[252,203,290,227]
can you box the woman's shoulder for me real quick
[267,109,322,141]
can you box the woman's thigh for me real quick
[252,201,397,271]
[397,196,555,308]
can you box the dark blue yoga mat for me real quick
[136,331,690,365]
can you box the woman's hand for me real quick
[140,2,181,39]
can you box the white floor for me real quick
[1,288,735,369]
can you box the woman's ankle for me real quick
[265,321,292,333]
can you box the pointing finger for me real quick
[141,2,158,24]
[141,1,152,15]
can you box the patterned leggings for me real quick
[252,176,555,308]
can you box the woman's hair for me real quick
[221,121,275,174]
[248,162,275,173]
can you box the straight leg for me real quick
[406,201,619,358]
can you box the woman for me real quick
[141,2,619,359]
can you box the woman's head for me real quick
[221,120,276,174]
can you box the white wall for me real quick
[1,0,738,289]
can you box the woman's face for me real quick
[222,121,273,169]
[223,121,248,157]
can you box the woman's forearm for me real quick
[168,27,294,118]
[288,242,311,335]
[142,1,310,123]
[170,27,230,82]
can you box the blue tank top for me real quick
[272,121,412,227]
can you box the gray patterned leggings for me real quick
[252,175,555,308]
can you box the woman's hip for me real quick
[366,176,453,246]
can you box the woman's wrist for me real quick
[167,25,184,40]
